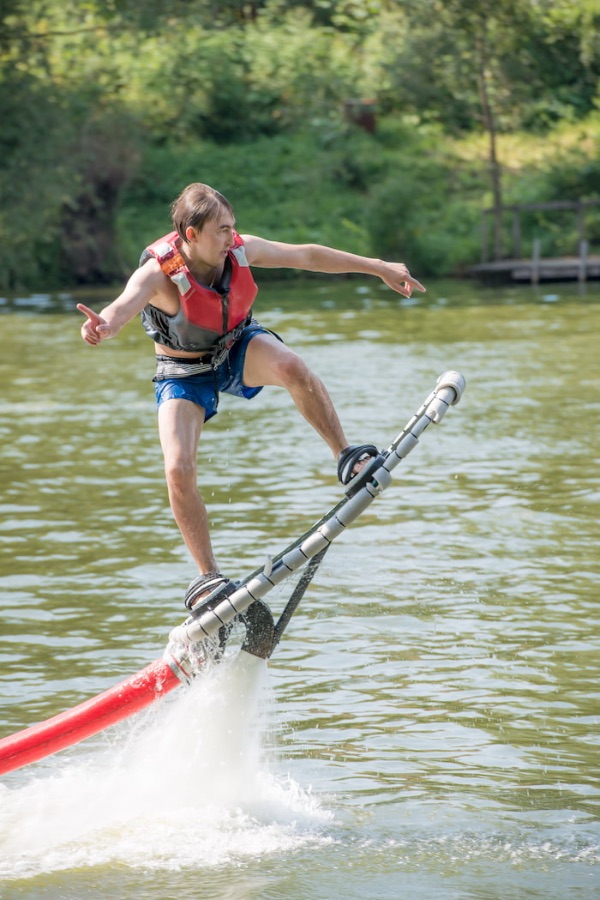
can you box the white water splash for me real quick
[0,652,333,879]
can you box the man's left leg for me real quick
[242,332,350,461]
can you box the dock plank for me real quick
[471,255,600,282]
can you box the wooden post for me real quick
[531,237,541,284]
[576,203,585,246]
[481,211,489,263]
[578,239,589,283]
[512,210,521,259]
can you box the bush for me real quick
[364,148,481,276]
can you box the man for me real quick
[78,182,425,610]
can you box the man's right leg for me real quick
[157,397,219,575]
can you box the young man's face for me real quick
[186,207,235,267]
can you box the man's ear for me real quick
[185,225,198,242]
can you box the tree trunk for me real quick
[476,24,504,260]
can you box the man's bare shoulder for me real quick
[133,258,172,296]
[240,234,294,267]
[238,233,260,255]
[134,256,165,286]
[116,257,177,314]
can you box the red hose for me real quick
[0,658,183,776]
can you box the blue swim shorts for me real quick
[153,321,278,421]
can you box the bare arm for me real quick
[241,235,425,297]
[77,260,164,346]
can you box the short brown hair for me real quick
[170,183,234,239]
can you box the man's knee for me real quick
[164,456,197,493]
[269,348,313,388]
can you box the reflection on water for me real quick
[0,280,599,898]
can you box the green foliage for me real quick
[0,68,74,289]
[114,121,487,281]
[363,137,482,276]
[0,56,144,289]
[505,120,600,256]
[116,128,378,268]
[380,0,600,133]
[0,0,597,289]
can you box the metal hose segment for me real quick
[169,371,466,649]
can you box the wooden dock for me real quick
[471,251,600,283]
[471,199,600,283]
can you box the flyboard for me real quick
[0,371,466,777]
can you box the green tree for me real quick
[380,0,600,258]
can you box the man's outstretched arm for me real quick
[241,235,425,298]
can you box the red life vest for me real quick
[140,230,258,353]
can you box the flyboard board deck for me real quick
[0,371,466,777]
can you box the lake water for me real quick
[0,278,598,899]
